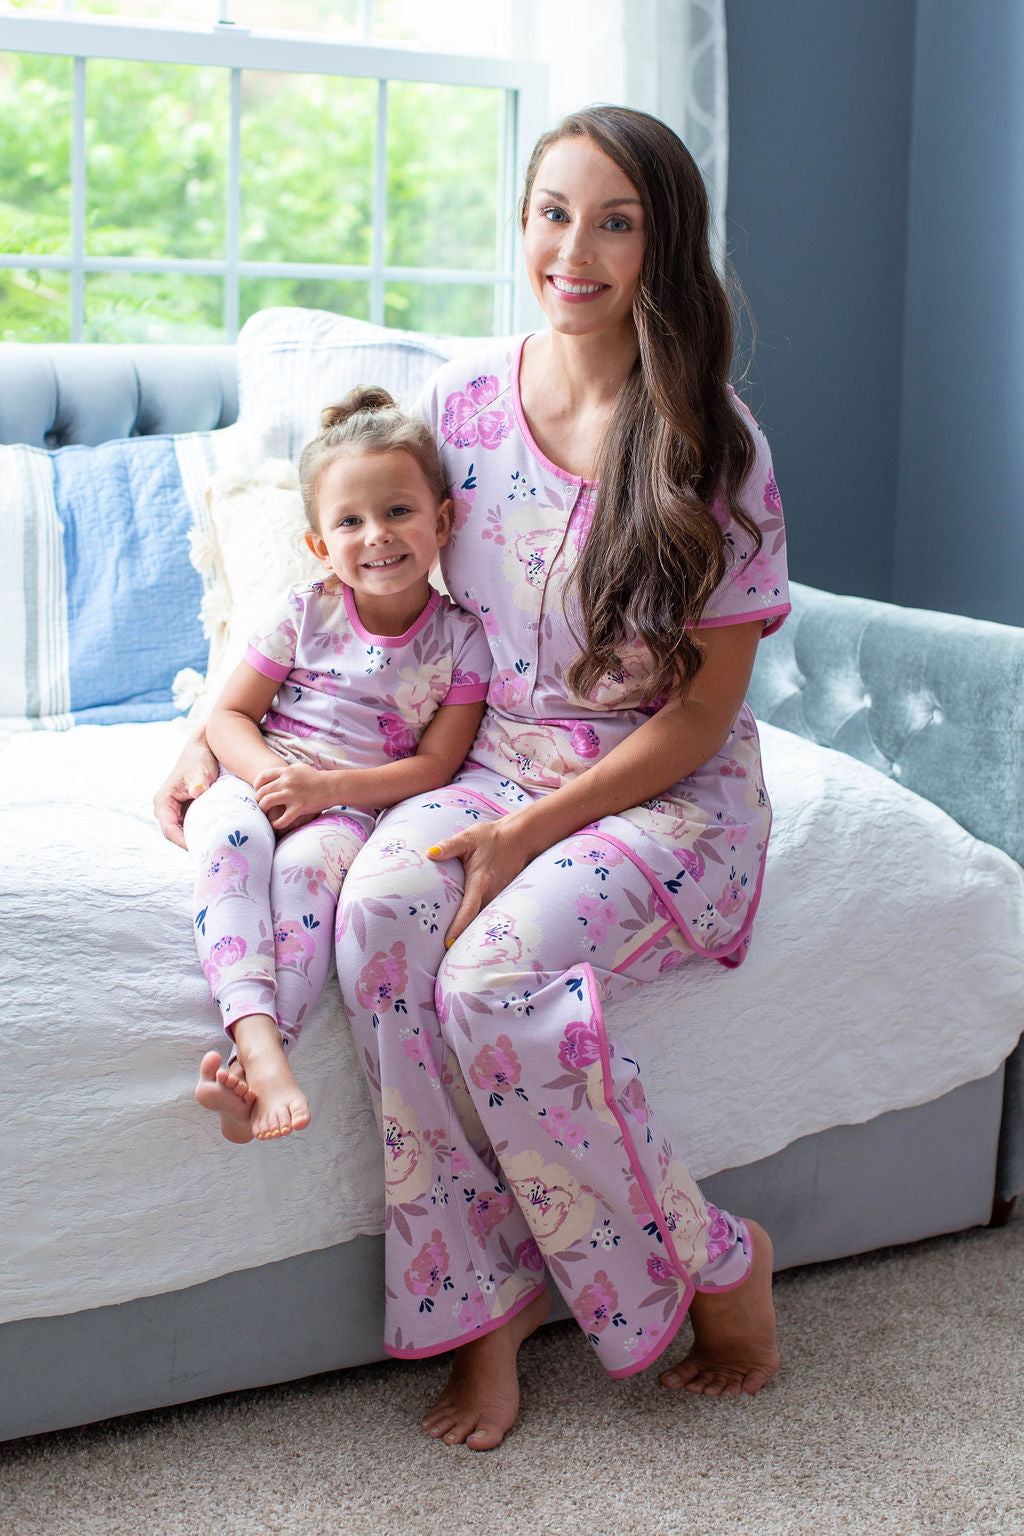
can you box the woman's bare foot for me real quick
[659,1219,779,1398]
[421,1288,551,1451]
[194,1050,256,1144]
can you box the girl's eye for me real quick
[388,505,412,518]
[339,516,360,528]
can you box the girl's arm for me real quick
[430,618,765,945]
[253,699,487,832]
[205,661,289,786]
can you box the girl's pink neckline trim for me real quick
[342,581,441,646]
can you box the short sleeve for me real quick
[244,585,304,682]
[441,605,492,705]
[699,396,791,636]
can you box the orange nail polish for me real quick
[426,845,442,857]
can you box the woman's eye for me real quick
[541,206,569,223]
[605,216,630,232]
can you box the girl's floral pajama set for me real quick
[185,578,489,1053]
[336,338,791,1376]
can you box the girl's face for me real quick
[523,135,646,343]
[306,448,452,602]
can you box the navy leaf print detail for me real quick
[564,975,585,1000]
[462,464,476,490]
[228,830,248,848]
[301,913,320,930]
[194,906,208,935]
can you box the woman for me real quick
[157,106,787,1449]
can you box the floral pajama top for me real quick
[245,577,491,777]
[417,337,790,965]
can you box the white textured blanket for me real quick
[3,720,1022,1325]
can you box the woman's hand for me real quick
[428,817,534,949]
[153,737,218,849]
[254,762,332,834]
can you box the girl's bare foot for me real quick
[194,1050,256,1144]
[245,1055,311,1141]
[659,1218,779,1398]
[421,1288,551,1451]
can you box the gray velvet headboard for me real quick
[0,341,237,448]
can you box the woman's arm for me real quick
[153,724,219,850]
[430,619,765,945]
[253,700,487,833]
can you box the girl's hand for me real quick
[254,763,331,833]
[428,817,532,949]
[153,738,219,849]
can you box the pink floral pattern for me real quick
[356,942,408,1013]
[442,375,514,451]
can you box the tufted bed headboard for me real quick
[0,341,237,448]
[2,338,1023,870]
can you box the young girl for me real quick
[186,386,490,1144]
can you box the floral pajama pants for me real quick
[185,771,374,1050]
[335,776,753,1378]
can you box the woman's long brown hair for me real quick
[520,106,761,704]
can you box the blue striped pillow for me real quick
[1,429,240,729]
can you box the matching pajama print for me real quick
[186,579,490,1053]
[335,339,791,1375]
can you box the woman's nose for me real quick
[559,222,593,266]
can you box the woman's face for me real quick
[522,135,646,343]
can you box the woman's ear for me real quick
[435,498,454,547]
[304,529,331,566]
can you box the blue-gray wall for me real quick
[895,0,1024,627]
[725,0,1024,627]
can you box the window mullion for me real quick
[225,66,242,339]
[371,77,387,328]
[70,55,86,341]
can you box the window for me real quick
[0,1,546,341]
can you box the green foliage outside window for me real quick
[0,48,505,342]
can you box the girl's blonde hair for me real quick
[298,385,447,529]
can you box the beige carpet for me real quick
[3,1212,1024,1536]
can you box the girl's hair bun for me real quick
[298,383,447,531]
[320,385,397,431]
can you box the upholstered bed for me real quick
[2,313,1022,1443]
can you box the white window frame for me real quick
[0,12,547,338]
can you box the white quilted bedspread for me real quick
[3,720,1023,1325]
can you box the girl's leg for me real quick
[269,810,374,1050]
[187,784,369,1142]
